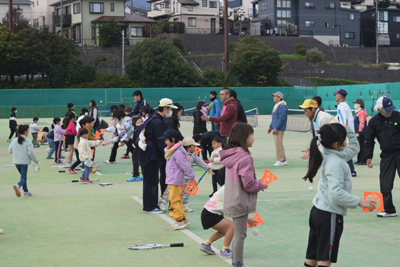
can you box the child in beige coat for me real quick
[78,128,103,184]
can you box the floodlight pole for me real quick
[375,0,379,64]
[223,0,228,73]
[8,0,12,31]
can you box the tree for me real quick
[98,19,122,47]
[127,38,202,87]
[0,26,23,82]
[373,0,390,8]
[0,7,30,33]
[228,35,282,86]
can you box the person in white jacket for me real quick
[208,136,224,197]
[78,128,103,184]
[9,125,38,197]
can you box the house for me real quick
[30,0,59,32]
[147,0,220,34]
[361,8,400,47]
[352,0,400,12]
[125,5,149,16]
[0,0,32,24]
[251,0,360,47]
[50,0,156,46]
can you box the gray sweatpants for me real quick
[160,176,190,207]
[232,214,249,265]
[32,133,38,146]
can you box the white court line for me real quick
[95,171,102,176]
[131,196,231,264]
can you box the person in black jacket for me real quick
[365,96,400,218]
[164,102,184,141]
[193,100,208,135]
[65,103,76,118]
[8,107,18,142]
[193,130,221,162]
[230,90,247,123]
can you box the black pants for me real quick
[212,170,219,193]
[124,139,134,156]
[132,145,140,177]
[71,149,81,170]
[142,160,160,212]
[55,141,63,163]
[221,136,228,148]
[357,135,366,163]
[109,141,119,162]
[347,159,355,174]
[159,162,167,196]
[9,126,17,140]
[379,151,400,214]
[201,143,213,161]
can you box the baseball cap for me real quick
[299,99,318,109]
[182,137,200,147]
[158,129,181,141]
[333,89,348,97]
[376,96,396,111]
[272,91,284,99]
[158,98,178,109]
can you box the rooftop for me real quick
[91,13,156,23]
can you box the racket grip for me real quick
[71,180,79,183]
[170,243,184,247]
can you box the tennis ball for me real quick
[0,229,3,234]
[100,100,103,103]
[252,228,259,236]
[309,186,314,191]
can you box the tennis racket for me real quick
[99,182,112,187]
[32,162,40,173]
[128,243,184,250]
[72,179,99,182]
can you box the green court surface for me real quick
[1,116,399,267]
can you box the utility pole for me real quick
[122,30,125,75]
[223,0,228,73]
[61,0,63,36]
[8,0,12,31]
[375,0,379,64]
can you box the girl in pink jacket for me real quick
[64,114,78,167]
[220,123,267,267]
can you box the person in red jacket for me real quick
[64,114,78,167]
[201,87,237,147]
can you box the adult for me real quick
[202,88,237,147]
[140,98,177,214]
[193,101,208,135]
[298,99,334,159]
[230,89,247,123]
[333,89,356,177]
[65,103,76,118]
[353,99,368,165]
[105,109,125,164]
[88,100,99,130]
[365,96,400,217]
[310,96,324,137]
[209,91,221,131]
[268,91,288,167]
[164,102,184,141]
[193,131,221,162]
[128,90,151,116]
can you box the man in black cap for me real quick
[365,96,400,218]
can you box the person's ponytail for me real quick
[303,136,323,183]
[17,125,29,145]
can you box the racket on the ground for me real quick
[99,182,112,187]
[128,243,184,250]
[72,179,99,182]
[32,162,40,173]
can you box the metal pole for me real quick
[223,0,228,73]
[8,0,12,31]
[376,1,379,64]
[122,30,125,75]
[61,0,63,36]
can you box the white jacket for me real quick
[208,147,224,170]
[336,102,354,132]
[78,138,101,161]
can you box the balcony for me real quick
[147,7,173,18]
[54,15,72,26]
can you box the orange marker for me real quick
[247,212,264,228]
[363,191,384,212]
[185,183,199,196]
[261,169,278,185]
[194,147,202,156]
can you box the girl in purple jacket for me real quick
[53,117,66,164]
[220,123,267,267]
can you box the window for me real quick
[202,0,207,7]
[277,0,290,8]
[261,2,267,10]
[305,2,314,8]
[248,8,253,16]
[277,10,281,17]
[188,17,196,27]
[345,32,355,39]
[174,18,179,22]
[397,34,400,39]
[305,20,314,27]
[394,16,400,22]
[378,21,388,33]
[188,5,193,11]
[177,3,179,12]
[325,22,329,28]
[345,14,354,20]
[74,24,81,43]
[92,27,96,39]
[378,11,388,21]
[325,2,335,9]
[131,27,143,37]
[90,3,104,14]
[57,8,61,15]
[64,6,71,15]
[33,18,39,28]
[111,3,114,11]
[210,1,217,8]
[278,10,290,18]
[73,3,80,14]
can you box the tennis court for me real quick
[0,115,399,267]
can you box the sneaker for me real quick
[200,244,215,255]
[125,171,133,174]
[46,156,54,159]
[60,155,66,159]
[376,212,397,217]
[121,155,130,159]
[24,192,32,197]
[127,176,138,182]
[90,169,96,174]
[92,163,100,167]
[351,172,357,177]
[204,159,210,163]
[137,176,143,181]
[13,185,21,197]
[168,221,187,230]
[68,169,76,174]
[273,160,287,167]
[54,161,63,164]
[83,179,93,184]
[105,160,116,164]
[220,249,232,258]
[209,192,216,198]
[184,205,194,212]
[146,208,163,214]
[80,177,84,182]
[159,202,167,211]
[359,162,366,165]
[182,219,190,227]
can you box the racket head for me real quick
[32,163,40,173]
[128,244,165,250]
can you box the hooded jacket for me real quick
[209,98,221,118]
[220,147,264,218]
[8,135,38,165]
[54,124,66,142]
[209,98,238,137]
[269,101,288,131]
[165,142,195,186]
[236,99,247,123]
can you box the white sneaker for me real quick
[159,202,167,211]
[24,192,32,197]
[273,161,287,167]
[376,212,397,217]
[184,205,194,212]
[105,160,116,164]
[168,221,187,230]
[183,219,190,227]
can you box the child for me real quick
[38,127,49,145]
[220,123,267,267]
[126,116,145,182]
[140,106,151,122]
[30,117,39,147]
[193,100,208,135]
[8,107,17,143]
[160,129,196,230]
[68,117,88,174]
[209,136,224,197]
[121,107,134,159]
[64,114,78,167]
[85,117,100,171]
[200,167,257,258]
[158,137,213,211]
[302,123,375,267]
[54,117,66,164]
[78,128,103,184]
[76,108,89,132]
[8,124,38,197]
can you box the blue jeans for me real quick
[47,138,55,157]
[82,166,91,179]
[16,165,28,193]
[211,121,219,131]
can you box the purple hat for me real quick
[333,89,348,97]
